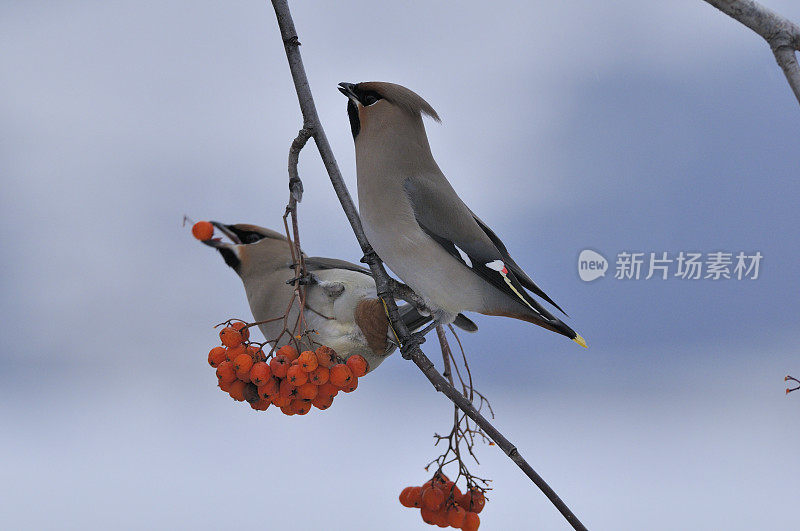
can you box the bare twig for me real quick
[432,325,491,481]
[268,1,587,528]
[786,375,799,394]
[437,325,454,384]
[703,0,800,105]
[287,127,311,204]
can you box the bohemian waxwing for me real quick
[201,222,478,372]
[338,81,586,347]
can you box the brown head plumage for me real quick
[354,82,440,122]
[338,81,440,140]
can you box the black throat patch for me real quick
[347,99,360,139]
[217,247,240,273]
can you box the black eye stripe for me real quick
[228,226,265,244]
[346,88,382,139]
[354,87,382,106]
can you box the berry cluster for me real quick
[207,320,369,415]
[399,473,485,530]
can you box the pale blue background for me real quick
[2,1,799,529]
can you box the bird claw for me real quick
[286,274,314,286]
[388,278,430,313]
[400,332,426,359]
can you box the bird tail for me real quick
[517,311,587,348]
[397,304,432,332]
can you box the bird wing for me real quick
[403,175,565,318]
[469,212,566,315]
[305,256,372,276]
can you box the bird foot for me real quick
[285,273,314,286]
[388,278,431,315]
[400,331,427,359]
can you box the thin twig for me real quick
[268,2,588,528]
[437,325,453,384]
[786,375,799,394]
[288,128,311,204]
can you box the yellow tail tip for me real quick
[573,334,588,348]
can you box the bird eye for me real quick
[242,233,262,244]
[362,93,379,106]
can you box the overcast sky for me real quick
[2,1,799,530]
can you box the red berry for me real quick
[346,354,368,377]
[191,221,214,240]
[271,394,291,408]
[422,487,445,511]
[459,489,485,514]
[249,362,270,386]
[233,353,253,373]
[446,505,466,528]
[250,399,270,411]
[219,327,243,347]
[208,346,227,367]
[408,486,423,508]
[315,345,338,368]
[462,511,480,531]
[311,395,334,410]
[247,343,265,362]
[286,364,308,386]
[215,361,236,384]
[399,486,415,507]
[298,351,318,372]
[420,507,437,525]
[293,400,311,415]
[317,382,339,398]
[279,379,298,400]
[269,354,290,379]
[296,382,318,400]
[276,344,299,362]
[329,363,353,387]
[257,377,279,400]
[230,321,250,341]
[340,375,358,393]
[225,344,247,362]
[228,380,246,402]
[309,366,329,385]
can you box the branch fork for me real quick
[704,0,800,105]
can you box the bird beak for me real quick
[337,82,358,102]
[201,221,242,248]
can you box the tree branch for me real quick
[703,0,800,105]
[269,1,587,529]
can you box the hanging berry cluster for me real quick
[208,320,368,415]
[399,472,485,530]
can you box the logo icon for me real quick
[578,249,608,282]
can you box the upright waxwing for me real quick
[202,222,477,371]
[338,81,586,347]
